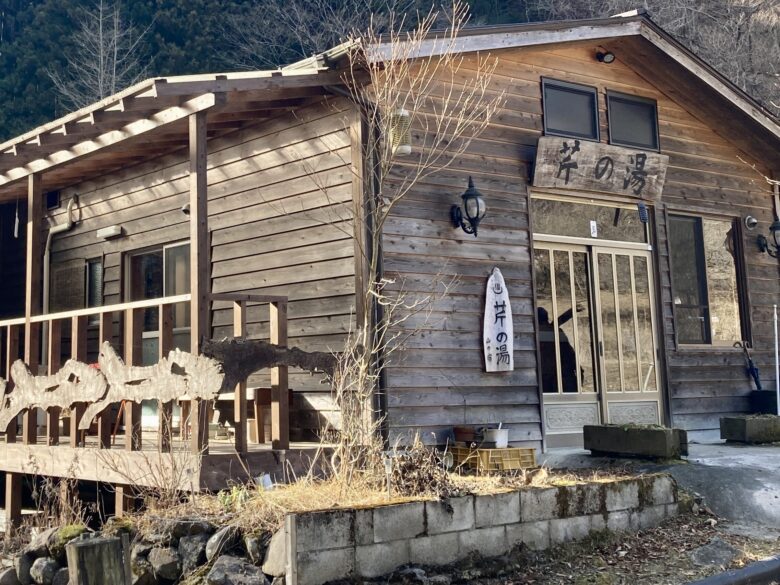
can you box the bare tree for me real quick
[220,0,430,69]
[297,1,505,488]
[49,0,151,111]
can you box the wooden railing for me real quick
[0,294,192,450]
[209,293,289,453]
[0,292,290,455]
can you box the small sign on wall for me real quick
[484,267,514,372]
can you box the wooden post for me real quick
[97,312,112,448]
[158,303,173,453]
[4,472,22,533]
[123,309,142,451]
[270,301,289,450]
[189,111,210,456]
[233,301,247,454]
[46,319,62,446]
[5,325,20,443]
[66,534,127,585]
[70,316,88,448]
[114,485,134,518]
[23,173,43,446]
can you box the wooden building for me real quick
[0,12,778,522]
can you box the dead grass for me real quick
[131,464,653,538]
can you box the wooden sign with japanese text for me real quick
[483,267,514,372]
[533,136,669,200]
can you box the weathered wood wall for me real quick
[46,99,356,440]
[382,42,778,446]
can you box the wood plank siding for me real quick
[45,99,357,441]
[382,42,778,446]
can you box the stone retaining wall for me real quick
[279,474,679,585]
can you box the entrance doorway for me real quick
[531,199,662,447]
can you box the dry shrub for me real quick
[389,437,459,499]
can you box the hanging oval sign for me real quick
[483,267,514,372]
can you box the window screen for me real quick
[86,259,103,309]
[542,78,599,141]
[607,91,659,150]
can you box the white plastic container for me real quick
[483,428,508,449]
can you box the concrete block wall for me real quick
[283,474,679,585]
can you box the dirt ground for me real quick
[346,507,780,585]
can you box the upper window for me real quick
[542,78,599,141]
[607,91,659,151]
[668,215,744,345]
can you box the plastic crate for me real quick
[451,445,536,473]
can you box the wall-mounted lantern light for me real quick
[451,176,486,237]
[596,51,616,64]
[757,218,780,258]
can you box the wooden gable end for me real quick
[380,38,778,447]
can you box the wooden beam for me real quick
[189,110,210,456]
[70,316,88,448]
[123,309,143,451]
[114,484,135,518]
[233,301,247,454]
[4,325,20,443]
[158,303,174,453]
[146,70,346,98]
[23,174,42,446]
[0,93,217,187]
[46,319,62,446]
[4,472,22,533]
[270,301,289,450]
[97,312,112,449]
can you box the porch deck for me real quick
[0,291,307,525]
[0,430,323,491]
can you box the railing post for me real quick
[46,319,61,446]
[97,312,113,449]
[123,309,143,451]
[270,301,289,450]
[4,472,22,533]
[233,301,247,454]
[158,304,173,453]
[4,325,19,443]
[23,173,43,446]
[70,316,87,448]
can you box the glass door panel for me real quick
[572,251,595,393]
[616,254,639,393]
[596,253,621,392]
[634,257,657,393]
[534,245,596,395]
[592,247,661,425]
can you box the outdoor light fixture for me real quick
[757,218,780,258]
[596,51,616,64]
[451,176,486,237]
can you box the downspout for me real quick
[774,184,780,414]
[42,197,79,363]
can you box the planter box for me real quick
[750,391,778,415]
[583,425,687,459]
[720,415,780,444]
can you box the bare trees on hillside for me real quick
[221,0,430,69]
[49,0,150,111]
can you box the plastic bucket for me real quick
[483,428,508,448]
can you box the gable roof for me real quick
[369,12,780,171]
[0,13,777,202]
